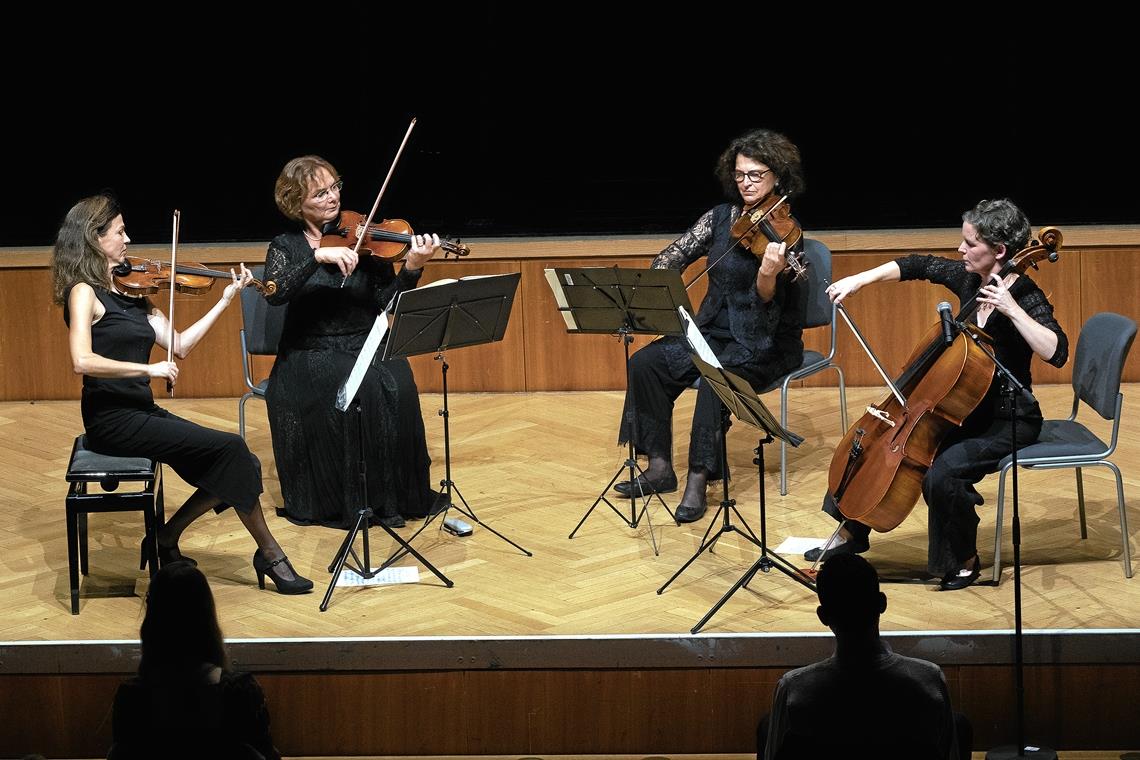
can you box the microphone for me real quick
[937,301,956,345]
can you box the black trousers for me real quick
[825,391,1042,576]
[617,335,790,480]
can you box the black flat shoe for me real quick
[614,471,678,497]
[674,502,707,523]
[939,555,981,591]
[252,550,314,595]
[378,513,406,529]
[804,535,870,563]
[146,537,197,569]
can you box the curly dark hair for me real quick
[962,198,1031,257]
[715,129,806,202]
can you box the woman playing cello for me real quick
[807,198,1067,590]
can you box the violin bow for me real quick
[166,210,181,397]
[341,117,418,287]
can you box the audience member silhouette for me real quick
[758,553,970,759]
[108,562,280,760]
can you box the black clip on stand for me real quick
[950,323,1055,760]
[552,266,690,555]
[658,354,813,634]
[321,316,454,611]
[377,272,531,574]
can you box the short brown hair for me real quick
[274,155,339,221]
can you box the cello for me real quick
[826,227,1063,532]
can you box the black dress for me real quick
[618,203,805,477]
[66,287,262,514]
[110,669,280,760]
[263,230,438,528]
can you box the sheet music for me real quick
[336,314,388,412]
[679,307,721,368]
[544,267,579,330]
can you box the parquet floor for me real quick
[1,385,1137,642]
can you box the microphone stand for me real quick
[954,321,1056,760]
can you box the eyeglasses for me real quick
[311,179,344,201]
[733,169,773,184]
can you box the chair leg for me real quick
[1076,467,1087,539]
[239,393,250,440]
[78,512,90,576]
[66,502,81,614]
[779,387,790,496]
[1105,461,1132,579]
[833,365,848,432]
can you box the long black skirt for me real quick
[265,348,438,529]
[84,404,262,514]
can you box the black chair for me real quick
[991,311,1137,583]
[756,238,848,495]
[238,266,287,440]
[64,434,164,614]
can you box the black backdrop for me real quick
[7,8,1135,247]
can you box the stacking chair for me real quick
[757,238,848,495]
[64,434,164,614]
[991,311,1137,583]
[238,266,287,440]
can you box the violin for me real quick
[825,227,1064,533]
[112,256,274,297]
[321,209,470,262]
[730,194,809,280]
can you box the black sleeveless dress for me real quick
[67,287,262,514]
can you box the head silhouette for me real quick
[138,562,227,681]
[815,553,887,633]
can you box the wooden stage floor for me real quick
[1,385,1137,667]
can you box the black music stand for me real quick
[377,272,531,573]
[552,266,690,555]
[658,354,813,634]
[321,318,454,612]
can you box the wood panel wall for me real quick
[3,664,1139,757]
[4,229,1138,401]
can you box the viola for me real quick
[321,209,471,262]
[730,194,808,280]
[825,227,1063,533]
[112,256,274,297]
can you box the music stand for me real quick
[658,354,814,634]
[377,272,531,573]
[321,316,454,612]
[552,266,690,555]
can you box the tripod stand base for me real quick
[986,746,1057,759]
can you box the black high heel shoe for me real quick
[252,550,313,594]
[939,554,981,591]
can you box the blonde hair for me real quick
[274,155,339,221]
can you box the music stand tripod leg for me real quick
[570,328,677,552]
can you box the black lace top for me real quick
[896,254,1068,392]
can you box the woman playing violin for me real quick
[264,155,442,528]
[615,128,807,522]
[809,198,1068,591]
[52,194,312,594]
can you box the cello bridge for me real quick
[865,406,896,428]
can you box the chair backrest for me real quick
[1073,311,1136,420]
[240,266,288,356]
[800,238,833,330]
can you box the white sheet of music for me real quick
[679,307,721,368]
[543,268,579,331]
[335,314,389,412]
